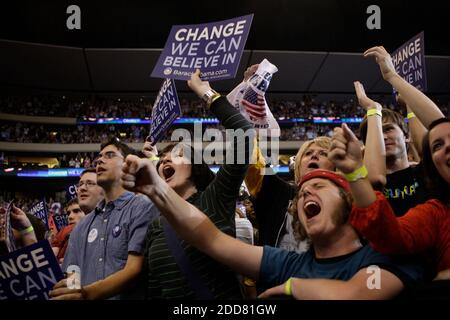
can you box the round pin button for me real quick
[112,224,121,237]
[88,228,98,243]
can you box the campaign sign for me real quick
[29,199,48,230]
[65,183,78,201]
[391,32,427,92]
[53,214,69,232]
[150,79,181,143]
[151,14,253,81]
[0,240,64,300]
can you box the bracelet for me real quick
[344,165,368,182]
[243,277,256,287]
[20,225,34,235]
[208,93,221,108]
[149,156,160,162]
[407,112,416,119]
[202,89,221,108]
[367,109,382,117]
[284,278,293,296]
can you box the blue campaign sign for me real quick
[65,183,78,201]
[150,79,181,142]
[151,14,253,81]
[391,31,427,92]
[0,240,64,300]
[53,214,69,232]
[29,199,49,230]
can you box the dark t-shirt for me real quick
[259,245,424,292]
[384,164,430,217]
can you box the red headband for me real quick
[298,169,351,192]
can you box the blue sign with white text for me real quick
[65,183,78,202]
[150,79,181,143]
[151,14,253,81]
[0,241,64,300]
[391,32,427,92]
[29,199,49,230]
[54,214,69,232]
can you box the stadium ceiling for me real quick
[1,39,450,94]
[1,1,450,54]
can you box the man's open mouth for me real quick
[304,200,321,219]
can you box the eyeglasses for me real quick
[77,181,97,189]
[95,151,124,162]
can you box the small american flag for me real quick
[242,88,266,119]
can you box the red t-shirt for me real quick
[52,224,75,260]
[350,192,449,273]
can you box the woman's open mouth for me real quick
[162,166,175,181]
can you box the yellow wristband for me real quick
[344,165,368,182]
[243,277,256,287]
[367,109,382,117]
[20,225,34,235]
[407,112,416,119]
[284,278,293,296]
[149,156,159,162]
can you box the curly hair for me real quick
[289,185,353,242]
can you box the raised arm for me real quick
[328,123,443,265]
[401,96,428,157]
[141,136,159,163]
[328,123,377,208]
[364,46,444,128]
[121,155,263,280]
[354,81,386,189]
[188,69,255,216]
[10,205,38,247]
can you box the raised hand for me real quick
[142,138,158,160]
[328,124,363,174]
[354,81,382,111]
[10,205,32,231]
[121,155,164,197]
[363,46,397,82]
[187,69,213,99]
[243,64,259,81]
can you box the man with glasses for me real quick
[50,138,160,300]
[52,168,104,264]
[77,167,104,215]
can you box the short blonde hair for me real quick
[293,136,332,184]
